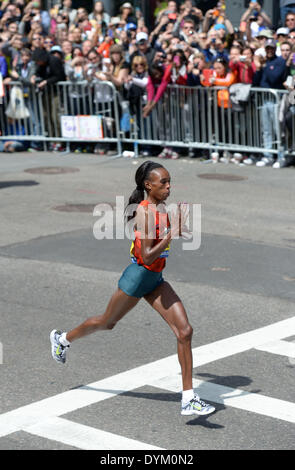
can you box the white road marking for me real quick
[150,376,295,424]
[1,316,295,448]
[255,340,295,358]
[24,417,164,450]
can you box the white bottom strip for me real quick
[255,340,295,358]
[24,417,164,450]
[150,376,295,424]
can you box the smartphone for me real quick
[240,55,246,62]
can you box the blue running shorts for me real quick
[118,263,164,298]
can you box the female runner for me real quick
[50,160,215,416]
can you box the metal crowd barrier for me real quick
[0,81,294,159]
[0,80,122,155]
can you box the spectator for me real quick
[84,48,103,81]
[241,2,272,39]
[202,27,229,62]
[229,46,256,84]
[89,1,110,36]
[276,27,290,55]
[125,55,148,113]
[99,44,129,91]
[144,50,188,159]
[44,36,54,52]
[119,3,137,27]
[1,33,23,68]
[50,45,64,63]
[0,45,8,78]
[61,0,77,25]
[144,49,188,117]
[253,29,273,58]
[31,47,66,149]
[66,46,86,81]
[29,32,44,50]
[81,39,93,57]
[31,46,66,85]
[61,39,72,62]
[95,32,113,58]
[124,55,149,154]
[284,11,295,30]
[253,39,287,168]
[201,56,236,107]
[288,28,295,45]
[280,41,292,60]
[281,1,295,25]
[187,51,207,86]
[201,56,237,162]
[129,32,157,67]
[203,4,234,36]
[7,47,42,150]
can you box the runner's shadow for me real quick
[196,372,260,394]
[0,180,39,189]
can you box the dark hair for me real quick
[149,62,164,80]
[125,160,164,221]
[172,49,187,65]
[32,47,48,63]
[87,47,100,58]
[214,57,228,70]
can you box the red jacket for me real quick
[229,60,257,84]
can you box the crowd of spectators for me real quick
[0,0,295,167]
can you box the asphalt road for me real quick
[0,152,294,452]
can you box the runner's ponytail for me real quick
[125,160,164,221]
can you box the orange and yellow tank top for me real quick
[130,200,170,272]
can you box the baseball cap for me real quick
[265,39,276,49]
[136,32,148,43]
[214,24,226,31]
[126,22,137,30]
[256,29,273,39]
[51,45,62,53]
[276,27,289,36]
[122,2,133,8]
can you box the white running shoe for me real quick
[50,330,69,364]
[243,157,254,165]
[256,157,273,167]
[181,395,215,416]
[272,159,287,169]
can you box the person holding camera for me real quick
[1,32,23,69]
[253,39,287,168]
[31,47,66,149]
[229,46,256,84]
[241,2,272,39]
[7,47,43,150]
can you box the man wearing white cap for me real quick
[129,31,157,67]
[276,27,290,56]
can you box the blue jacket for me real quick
[253,56,287,89]
[0,56,8,78]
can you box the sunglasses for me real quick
[134,63,145,66]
